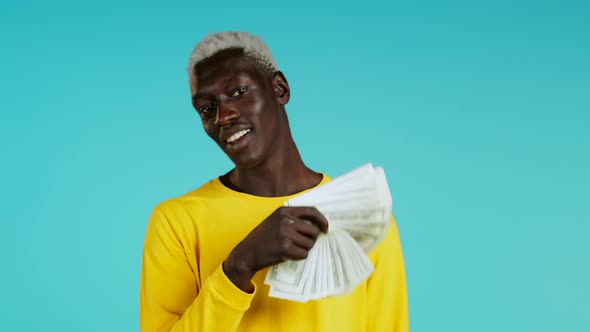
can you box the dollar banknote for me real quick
[265,163,392,302]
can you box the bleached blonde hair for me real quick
[187,31,278,77]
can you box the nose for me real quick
[214,102,239,127]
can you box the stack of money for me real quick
[264,163,393,302]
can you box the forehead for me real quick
[191,49,266,96]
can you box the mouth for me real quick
[224,128,251,144]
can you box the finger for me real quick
[285,245,310,260]
[290,231,315,250]
[287,206,329,233]
[282,217,296,225]
[292,219,321,240]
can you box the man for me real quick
[140,31,408,331]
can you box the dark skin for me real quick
[191,48,329,292]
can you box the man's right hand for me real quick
[223,206,329,292]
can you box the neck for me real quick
[222,133,322,197]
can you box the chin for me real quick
[220,137,274,169]
[226,152,265,169]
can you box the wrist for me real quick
[223,253,255,293]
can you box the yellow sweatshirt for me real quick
[140,176,409,331]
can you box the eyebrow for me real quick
[192,93,203,102]
[191,72,253,102]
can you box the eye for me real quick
[198,104,216,118]
[231,87,247,97]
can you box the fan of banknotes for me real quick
[264,163,393,302]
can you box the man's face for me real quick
[191,49,288,168]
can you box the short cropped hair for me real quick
[187,31,278,78]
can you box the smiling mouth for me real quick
[225,128,251,144]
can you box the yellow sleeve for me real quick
[140,204,256,332]
[366,216,410,331]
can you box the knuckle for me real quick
[279,219,292,231]
[279,206,292,215]
[280,217,296,229]
[280,238,292,251]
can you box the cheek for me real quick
[242,97,264,114]
[202,121,218,140]
[250,99,277,127]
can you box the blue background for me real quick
[1,0,588,331]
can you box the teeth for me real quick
[226,129,251,143]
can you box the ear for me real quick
[272,71,290,105]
